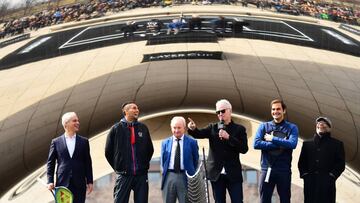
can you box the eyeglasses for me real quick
[216,109,226,115]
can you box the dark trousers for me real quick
[114,174,149,203]
[259,171,291,203]
[303,173,336,203]
[67,178,86,203]
[211,174,243,203]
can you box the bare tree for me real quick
[46,0,61,10]
[47,0,52,8]
[0,0,10,21]
[23,0,38,16]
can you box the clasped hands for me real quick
[264,132,274,142]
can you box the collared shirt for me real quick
[64,133,76,158]
[221,167,226,174]
[169,134,184,170]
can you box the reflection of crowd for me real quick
[1,0,161,39]
[244,0,360,25]
[1,0,359,40]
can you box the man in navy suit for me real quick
[161,116,199,203]
[47,112,93,203]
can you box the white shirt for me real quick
[64,133,76,158]
[169,135,184,170]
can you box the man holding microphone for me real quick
[187,99,248,203]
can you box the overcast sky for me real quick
[8,0,26,8]
[8,0,25,8]
[7,0,47,8]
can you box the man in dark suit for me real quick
[298,117,345,203]
[47,112,93,203]
[188,99,248,203]
[161,116,199,203]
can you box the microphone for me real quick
[218,120,225,140]
[218,119,225,130]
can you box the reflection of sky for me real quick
[9,0,47,9]
[9,0,25,8]
[149,172,161,182]
[94,174,113,189]
[246,170,257,184]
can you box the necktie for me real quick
[174,138,181,172]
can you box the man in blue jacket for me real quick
[47,112,93,203]
[254,99,298,203]
[161,116,199,203]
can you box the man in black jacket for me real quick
[187,99,248,203]
[298,117,345,203]
[105,101,154,203]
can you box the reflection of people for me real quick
[188,99,248,203]
[298,117,345,203]
[167,15,186,35]
[211,16,227,33]
[121,21,138,37]
[188,15,202,31]
[161,116,199,203]
[146,19,163,36]
[105,101,154,203]
[47,112,93,203]
[253,99,298,203]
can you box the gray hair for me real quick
[216,99,232,110]
[170,116,186,127]
[61,112,77,127]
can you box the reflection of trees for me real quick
[0,0,10,21]
[23,0,38,16]
[45,0,81,10]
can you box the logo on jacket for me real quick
[138,132,143,137]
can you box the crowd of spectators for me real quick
[243,0,359,25]
[1,0,359,40]
[1,0,162,39]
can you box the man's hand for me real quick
[87,183,93,195]
[47,183,54,190]
[219,129,230,140]
[264,132,274,142]
[187,117,196,130]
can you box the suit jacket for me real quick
[188,120,248,182]
[47,134,93,189]
[161,135,199,190]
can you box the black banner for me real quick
[142,51,223,62]
[339,24,360,36]
[0,34,30,48]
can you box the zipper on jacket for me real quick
[131,145,136,175]
[129,126,136,175]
